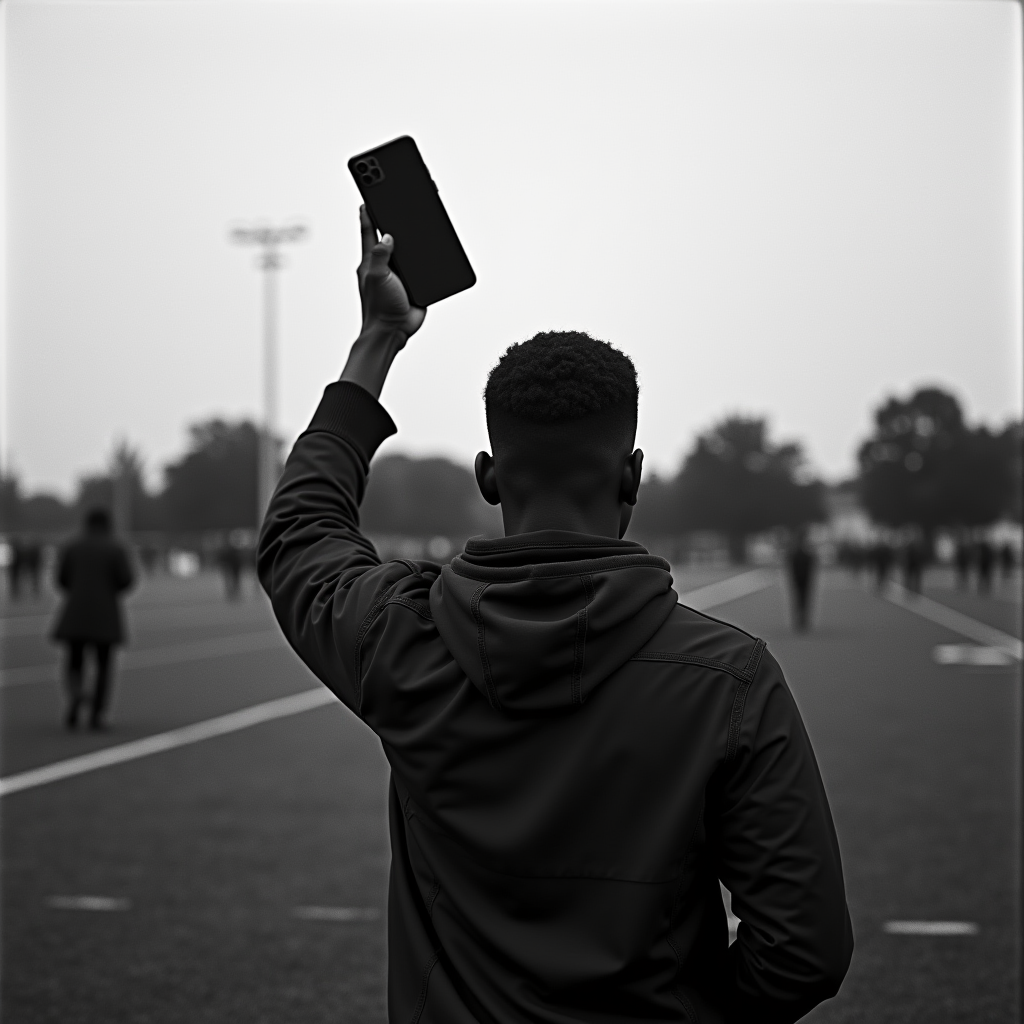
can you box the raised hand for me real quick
[357,205,426,338]
[340,206,427,398]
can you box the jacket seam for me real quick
[409,950,440,1024]
[425,881,440,919]
[629,650,760,684]
[726,639,767,762]
[471,583,503,712]
[670,982,700,1024]
[570,574,595,705]
[387,595,434,621]
[450,554,670,582]
[466,537,647,553]
[352,577,403,711]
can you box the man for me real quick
[786,529,816,630]
[258,208,853,1023]
[52,507,135,729]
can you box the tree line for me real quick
[1,386,1019,553]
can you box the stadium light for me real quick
[230,222,307,527]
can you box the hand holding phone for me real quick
[357,205,426,339]
[348,136,476,307]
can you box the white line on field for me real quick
[884,920,978,936]
[885,584,1022,661]
[0,687,336,798]
[0,629,285,689]
[48,895,130,912]
[293,906,381,922]
[677,570,774,612]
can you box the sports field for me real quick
[1,561,1020,1023]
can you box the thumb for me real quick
[366,233,394,277]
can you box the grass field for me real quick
[1,562,1020,1022]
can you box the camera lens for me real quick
[356,161,368,173]
[361,174,374,185]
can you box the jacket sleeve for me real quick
[713,649,854,1024]
[256,381,417,715]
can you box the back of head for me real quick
[484,331,639,494]
[84,507,112,536]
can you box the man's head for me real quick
[476,331,643,538]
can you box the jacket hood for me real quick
[429,531,678,714]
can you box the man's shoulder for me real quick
[631,601,766,683]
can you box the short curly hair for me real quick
[484,331,638,423]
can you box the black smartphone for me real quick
[348,136,476,307]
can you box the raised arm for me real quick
[256,207,427,714]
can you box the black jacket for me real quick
[258,382,853,1024]
[52,534,135,644]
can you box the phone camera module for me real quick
[356,156,385,187]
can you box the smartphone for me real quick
[348,136,476,307]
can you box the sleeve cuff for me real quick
[303,381,397,465]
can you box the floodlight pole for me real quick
[230,224,306,527]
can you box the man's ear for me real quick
[475,451,501,506]
[620,449,644,507]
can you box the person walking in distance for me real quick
[257,208,853,1023]
[787,529,816,630]
[52,507,135,730]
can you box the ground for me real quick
[1,561,1019,1022]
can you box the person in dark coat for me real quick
[954,540,972,590]
[52,507,135,729]
[976,539,995,595]
[902,540,925,594]
[787,529,816,630]
[218,537,244,600]
[7,538,24,600]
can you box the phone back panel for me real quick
[348,136,476,307]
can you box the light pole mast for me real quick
[230,223,306,527]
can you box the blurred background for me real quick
[2,1,1022,1022]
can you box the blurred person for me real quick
[51,507,135,730]
[976,539,994,594]
[22,539,42,597]
[218,536,243,600]
[6,538,24,600]
[999,542,1016,581]
[954,540,972,590]
[256,209,852,1023]
[871,541,894,591]
[901,540,925,594]
[787,529,816,630]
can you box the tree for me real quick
[857,387,1018,534]
[674,416,825,562]
[161,420,262,532]
[361,454,501,539]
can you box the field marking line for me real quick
[885,583,1022,661]
[883,920,978,936]
[0,628,285,689]
[677,570,774,612]
[293,906,381,922]
[0,687,336,798]
[48,896,130,912]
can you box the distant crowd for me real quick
[836,538,1017,595]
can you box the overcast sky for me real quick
[6,0,1022,497]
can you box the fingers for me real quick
[359,205,378,260]
[365,232,394,279]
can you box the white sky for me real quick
[6,0,1023,497]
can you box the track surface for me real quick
[1,564,1020,1022]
